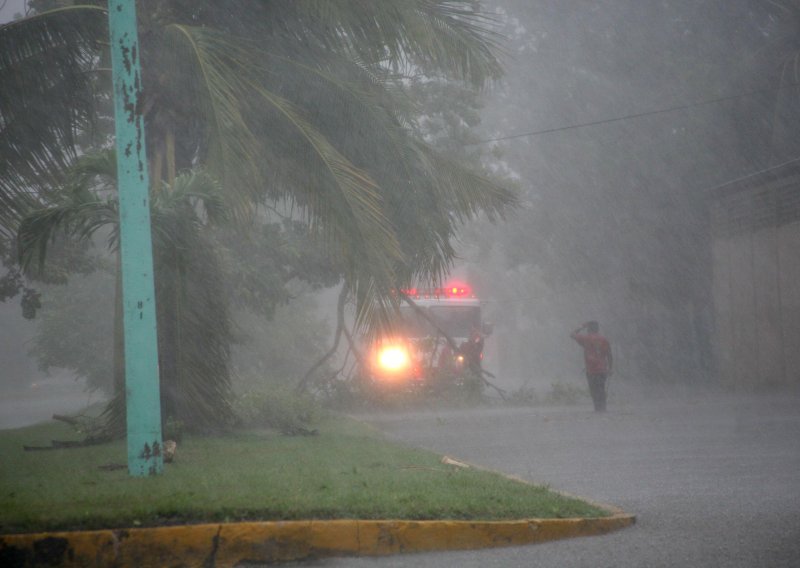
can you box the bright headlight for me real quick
[377,346,410,372]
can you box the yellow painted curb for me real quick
[0,512,634,567]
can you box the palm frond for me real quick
[164,170,229,225]
[17,156,237,434]
[6,2,511,340]
[165,26,404,285]
[283,0,504,87]
[149,174,235,432]
[68,148,117,190]
[165,22,513,334]
[161,25,263,215]
[0,5,107,236]
[17,185,117,275]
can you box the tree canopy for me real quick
[1,0,516,430]
[1,1,516,330]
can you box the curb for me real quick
[0,511,635,567]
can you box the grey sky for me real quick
[0,0,28,24]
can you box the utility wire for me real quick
[466,77,800,194]
[468,81,800,145]
[468,100,800,308]
[704,154,800,194]
[458,79,800,309]
[473,152,800,308]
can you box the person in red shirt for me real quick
[570,321,613,412]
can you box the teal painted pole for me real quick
[108,0,163,476]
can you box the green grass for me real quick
[0,417,608,534]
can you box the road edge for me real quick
[0,509,635,567]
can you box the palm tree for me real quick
[4,1,516,430]
[19,150,235,433]
[1,1,515,325]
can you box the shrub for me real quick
[233,386,321,434]
[545,381,587,405]
[507,384,537,406]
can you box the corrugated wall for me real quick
[710,173,800,389]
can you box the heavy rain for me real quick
[1,1,799,567]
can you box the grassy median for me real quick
[0,416,608,534]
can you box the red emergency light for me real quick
[398,282,473,299]
[443,282,472,298]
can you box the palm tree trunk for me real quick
[101,251,127,438]
[166,130,176,185]
[296,283,349,393]
[113,251,125,393]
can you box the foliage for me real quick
[162,416,185,443]
[299,56,519,397]
[231,291,333,387]
[437,2,728,386]
[16,154,349,432]
[146,173,235,434]
[3,1,518,433]
[0,0,516,335]
[28,261,115,393]
[1,224,99,322]
[232,386,320,435]
[0,2,108,238]
[219,219,340,320]
[17,152,236,434]
[406,77,494,160]
[505,383,538,406]
[0,417,608,533]
[544,381,587,406]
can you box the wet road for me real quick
[299,389,800,567]
[0,377,101,430]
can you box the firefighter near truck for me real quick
[356,282,493,400]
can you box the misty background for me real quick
[2,0,799,425]
[457,0,800,393]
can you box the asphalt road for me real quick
[0,377,101,430]
[297,388,800,567]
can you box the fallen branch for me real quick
[23,437,110,452]
[481,370,508,401]
[52,414,81,426]
[441,455,470,468]
[98,463,126,471]
[296,284,349,393]
[400,465,448,473]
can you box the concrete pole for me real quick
[108,0,163,476]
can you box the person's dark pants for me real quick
[586,373,607,412]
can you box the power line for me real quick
[704,154,800,194]
[468,81,800,145]
[467,78,800,196]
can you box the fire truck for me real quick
[357,282,492,397]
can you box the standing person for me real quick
[458,326,484,377]
[570,321,613,412]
